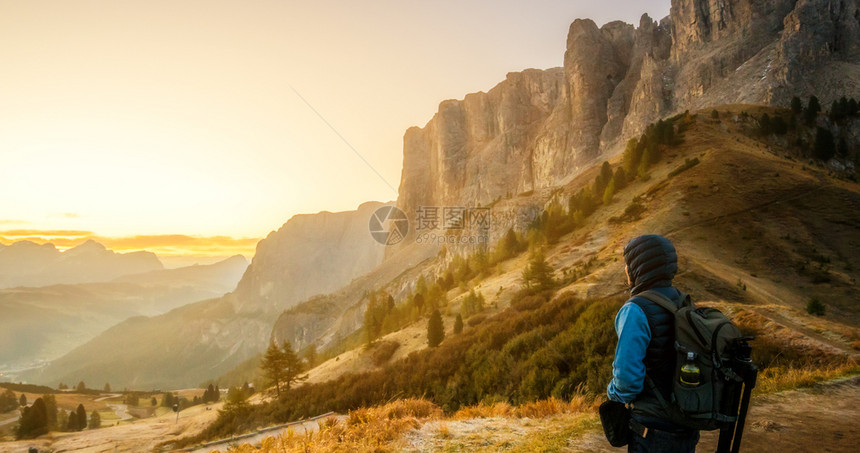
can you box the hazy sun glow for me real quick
[0,0,671,259]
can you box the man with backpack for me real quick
[607,234,700,452]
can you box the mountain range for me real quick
[0,253,248,376]
[0,240,162,289]
[19,0,860,390]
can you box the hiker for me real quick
[607,234,700,452]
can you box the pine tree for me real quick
[613,167,628,191]
[41,394,57,430]
[261,340,287,397]
[837,136,849,157]
[622,137,642,175]
[521,251,555,291]
[88,410,101,429]
[151,397,157,406]
[814,127,836,160]
[16,397,48,439]
[453,313,464,334]
[603,178,616,205]
[805,95,821,125]
[103,383,111,392]
[160,392,174,407]
[303,345,318,368]
[19,393,26,407]
[595,161,613,195]
[0,389,17,413]
[76,381,86,392]
[806,298,826,316]
[66,411,78,432]
[791,96,803,114]
[225,386,248,411]
[413,293,425,314]
[58,410,68,431]
[75,404,86,431]
[280,341,305,391]
[759,113,772,135]
[427,309,445,347]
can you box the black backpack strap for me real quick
[637,290,687,313]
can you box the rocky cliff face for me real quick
[232,201,390,314]
[397,0,860,221]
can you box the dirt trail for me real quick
[0,414,19,428]
[575,375,860,452]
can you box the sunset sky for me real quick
[0,0,670,262]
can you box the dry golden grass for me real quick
[212,398,441,453]
[755,363,860,394]
[452,401,513,419]
[453,395,597,420]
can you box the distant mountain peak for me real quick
[67,239,107,253]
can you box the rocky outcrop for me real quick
[396,0,860,222]
[232,201,390,314]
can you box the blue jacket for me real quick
[607,286,679,403]
[608,234,679,405]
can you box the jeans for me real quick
[627,427,699,452]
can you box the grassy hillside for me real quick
[173,104,860,448]
[20,295,273,390]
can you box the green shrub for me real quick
[806,298,826,316]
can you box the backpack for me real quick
[638,289,749,431]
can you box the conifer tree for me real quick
[16,397,48,439]
[453,313,463,335]
[58,410,68,431]
[41,394,57,430]
[613,167,627,191]
[603,178,616,205]
[75,404,86,431]
[759,113,772,135]
[66,411,78,432]
[303,345,318,368]
[427,309,445,347]
[19,393,26,407]
[261,340,287,397]
[280,341,305,391]
[805,95,821,124]
[0,389,16,413]
[791,96,803,114]
[88,410,101,429]
[522,251,555,291]
[814,126,836,160]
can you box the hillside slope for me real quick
[288,104,860,387]
[175,105,859,449]
[23,203,396,389]
[0,255,248,375]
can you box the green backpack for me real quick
[638,290,749,431]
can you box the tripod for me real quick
[716,338,758,453]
